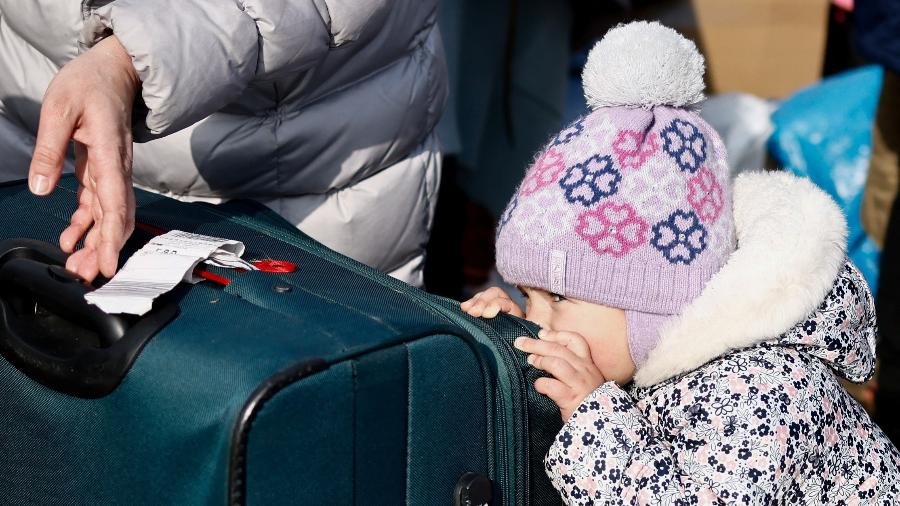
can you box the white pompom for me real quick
[582,21,706,110]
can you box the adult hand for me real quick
[461,286,526,319]
[28,35,140,282]
[515,329,607,421]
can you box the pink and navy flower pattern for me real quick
[576,202,649,257]
[520,148,567,196]
[650,210,708,265]
[553,118,586,147]
[546,262,900,505]
[501,109,733,271]
[559,155,622,207]
[660,119,707,173]
[687,166,725,223]
[612,130,658,170]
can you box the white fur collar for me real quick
[633,171,848,387]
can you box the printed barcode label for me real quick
[84,230,257,315]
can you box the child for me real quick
[461,21,900,505]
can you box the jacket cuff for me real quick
[559,381,648,449]
[80,0,259,141]
[545,382,651,502]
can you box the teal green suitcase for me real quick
[0,177,563,505]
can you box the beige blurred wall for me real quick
[630,0,830,98]
[691,0,830,98]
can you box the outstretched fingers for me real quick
[60,144,94,253]
[90,143,133,279]
[29,96,77,196]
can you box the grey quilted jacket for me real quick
[0,0,447,285]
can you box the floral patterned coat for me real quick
[545,172,900,505]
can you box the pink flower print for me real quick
[576,202,649,257]
[519,148,566,196]
[687,166,724,223]
[612,130,658,170]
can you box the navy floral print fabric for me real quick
[554,117,587,146]
[660,119,707,173]
[559,155,622,207]
[650,210,709,265]
[546,262,900,504]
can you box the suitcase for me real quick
[0,176,564,506]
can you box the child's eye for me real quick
[551,293,566,303]
[517,286,529,299]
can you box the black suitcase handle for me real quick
[0,239,178,398]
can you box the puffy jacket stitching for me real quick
[237,0,332,79]
[278,28,435,124]
[78,0,91,56]
[382,139,438,274]
[273,100,284,215]
[233,0,268,81]
[314,0,337,47]
[272,43,434,184]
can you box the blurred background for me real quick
[425,0,900,436]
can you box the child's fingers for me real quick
[482,286,512,300]
[482,300,504,318]
[538,330,592,360]
[515,337,582,367]
[463,287,507,311]
[534,377,570,404]
[462,292,489,316]
[461,288,524,318]
[483,297,524,318]
[494,296,525,318]
[527,354,579,386]
[460,291,484,311]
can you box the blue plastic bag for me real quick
[769,66,883,294]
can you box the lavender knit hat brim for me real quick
[495,21,735,367]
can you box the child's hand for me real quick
[460,287,525,319]
[515,330,606,421]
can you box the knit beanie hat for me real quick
[495,21,735,367]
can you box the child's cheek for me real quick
[591,340,635,384]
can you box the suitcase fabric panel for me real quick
[244,335,490,506]
[0,177,561,505]
[244,361,356,505]
[405,335,490,505]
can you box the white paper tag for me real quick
[84,230,258,315]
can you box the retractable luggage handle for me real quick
[0,239,178,398]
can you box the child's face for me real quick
[519,286,636,385]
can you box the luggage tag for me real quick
[85,230,258,316]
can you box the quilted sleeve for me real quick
[80,0,334,140]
